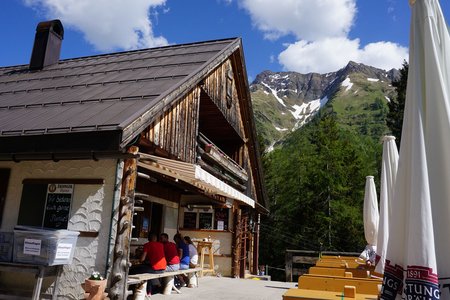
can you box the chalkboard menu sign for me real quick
[199,212,213,230]
[214,208,229,231]
[183,212,197,229]
[43,184,73,229]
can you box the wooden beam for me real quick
[239,214,247,278]
[22,178,104,185]
[232,207,241,278]
[252,213,260,275]
[285,251,293,282]
[109,146,138,300]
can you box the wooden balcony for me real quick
[197,133,248,191]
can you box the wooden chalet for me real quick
[0,20,267,298]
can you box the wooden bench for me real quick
[283,288,378,300]
[315,259,363,269]
[309,267,347,277]
[128,267,203,297]
[298,274,382,295]
[321,255,361,261]
[309,267,372,279]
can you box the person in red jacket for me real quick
[130,233,166,295]
[160,233,180,271]
[140,233,167,271]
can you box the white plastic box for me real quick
[13,227,79,266]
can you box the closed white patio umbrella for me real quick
[381,0,450,299]
[374,136,398,275]
[363,176,378,250]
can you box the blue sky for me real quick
[1,0,449,82]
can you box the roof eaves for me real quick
[0,124,121,137]
[119,38,242,148]
[230,40,269,210]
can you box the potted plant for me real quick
[84,271,108,300]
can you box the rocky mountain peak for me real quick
[251,61,399,151]
[338,61,391,81]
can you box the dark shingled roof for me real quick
[0,38,239,153]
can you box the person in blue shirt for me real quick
[174,233,190,270]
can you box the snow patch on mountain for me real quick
[261,82,286,107]
[367,78,379,82]
[385,96,391,102]
[274,126,288,132]
[288,96,329,130]
[341,77,353,91]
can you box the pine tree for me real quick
[259,113,379,280]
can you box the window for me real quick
[132,201,163,238]
[199,212,213,229]
[226,69,233,109]
[18,183,74,229]
[182,207,230,231]
[0,169,10,226]
[214,208,229,230]
[183,212,197,229]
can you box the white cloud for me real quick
[279,38,359,74]
[279,38,408,74]
[240,0,408,73]
[269,54,275,63]
[239,0,356,41]
[359,41,408,71]
[24,0,168,51]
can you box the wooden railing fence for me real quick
[284,249,361,282]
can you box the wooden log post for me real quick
[239,215,247,278]
[109,146,139,299]
[252,213,260,275]
[232,207,242,278]
[285,250,293,282]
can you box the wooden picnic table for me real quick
[298,274,382,295]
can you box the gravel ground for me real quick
[149,276,296,300]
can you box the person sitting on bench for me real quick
[130,233,166,295]
[160,233,180,271]
[184,236,199,288]
[174,233,190,271]
[184,236,198,268]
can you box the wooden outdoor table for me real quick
[283,288,378,300]
[0,262,62,300]
[298,274,382,295]
[196,241,215,277]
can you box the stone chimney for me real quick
[29,20,64,70]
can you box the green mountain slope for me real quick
[251,61,399,150]
[254,62,400,279]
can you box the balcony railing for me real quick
[197,133,248,191]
